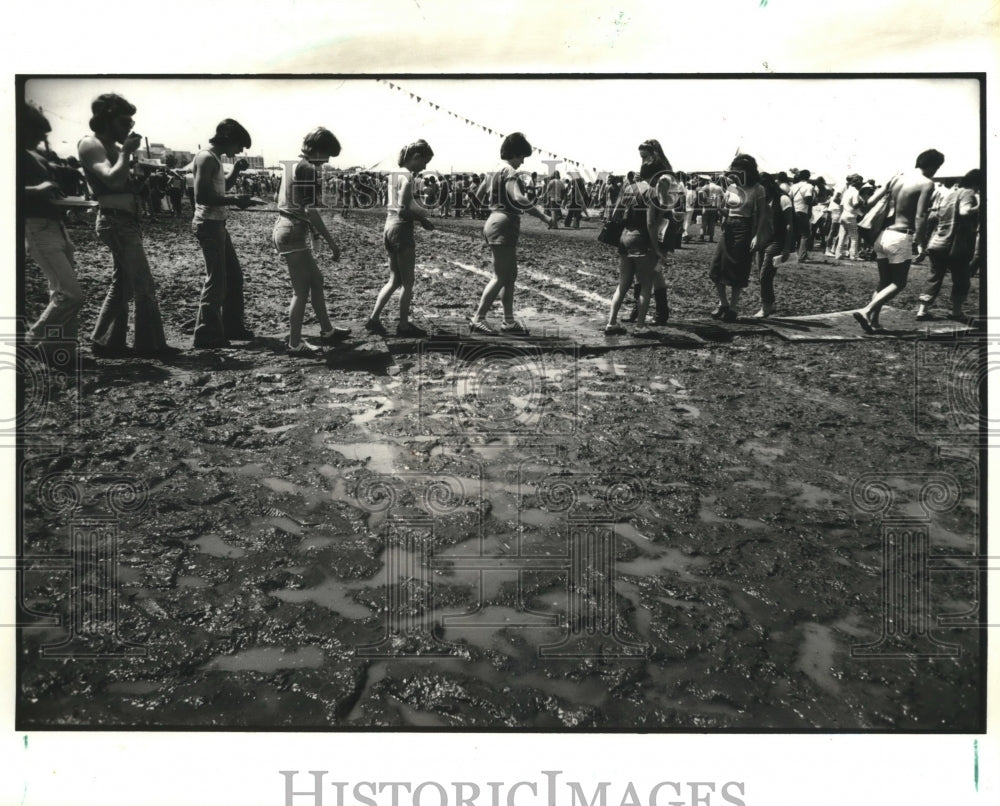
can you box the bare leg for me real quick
[473,245,517,322]
[284,250,316,346]
[370,251,403,322]
[608,255,636,326]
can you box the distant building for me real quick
[220,154,265,169]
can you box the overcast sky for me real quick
[25,76,980,181]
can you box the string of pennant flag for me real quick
[376,79,599,173]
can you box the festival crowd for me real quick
[20,93,983,369]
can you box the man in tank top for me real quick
[191,119,257,349]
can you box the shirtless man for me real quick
[853,149,944,333]
[191,119,257,349]
[78,93,178,358]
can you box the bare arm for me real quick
[306,208,340,260]
[397,174,434,229]
[78,135,139,192]
[507,176,552,225]
[914,183,934,250]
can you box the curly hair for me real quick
[89,93,136,133]
[500,132,532,160]
[209,119,252,150]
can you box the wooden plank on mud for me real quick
[421,314,708,350]
[757,307,977,342]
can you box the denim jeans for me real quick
[756,242,784,306]
[795,211,812,260]
[91,211,167,351]
[919,251,972,309]
[192,219,246,343]
[24,217,84,347]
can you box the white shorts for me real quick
[874,229,914,263]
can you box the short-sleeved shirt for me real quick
[488,165,528,216]
[723,181,766,219]
[277,157,325,225]
[20,149,61,219]
[790,181,815,214]
[840,185,863,222]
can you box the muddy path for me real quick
[16,206,983,729]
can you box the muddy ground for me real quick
[16,204,984,730]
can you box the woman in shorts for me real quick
[366,139,436,336]
[469,133,553,335]
[272,127,347,355]
[603,139,673,335]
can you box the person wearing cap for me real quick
[78,93,178,359]
[191,118,257,349]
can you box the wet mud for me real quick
[17,207,983,729]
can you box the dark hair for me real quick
[638,139,673,172]
[89,93,136,133]
[915,149,945,173]
[758,172,779,203]
[730,154,760,186]
[302,127,341,157]
[500,132,532,160]
[959,169,982,188]
[397,138,434,167]
[19,103,51,145]
[209,119,252,150]
[794,168,811,182]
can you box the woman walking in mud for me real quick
[710,153,769,322]
[604,139,674,334]
[469,132,554,335]
[365,139,436,337]
[272,126,349,355]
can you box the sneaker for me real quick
[752,307,773,319]
[468,319,496,335]
[364,319,387,335]
[500,320,530,336]
[286,338,322,356]
[396,321,427,337]
[603,323,627,336]
[320,326,352,341]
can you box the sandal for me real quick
[364,319,387,335]
[852,311,874,334]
